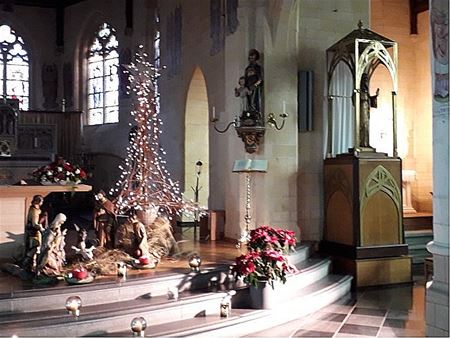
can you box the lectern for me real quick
[233,159,267,245]
[320,22,411,287]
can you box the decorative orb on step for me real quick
[65,296,82,317]
[167,286,179,300]
[220,290,236,317]
[130,316,147,337]
[189,254,202,272]
[117,262,127,279]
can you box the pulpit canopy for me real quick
[326,21,399,157]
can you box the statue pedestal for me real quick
[320,153,411,287]
[402,169,417,214]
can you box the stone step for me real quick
[0,255,330,337]
[104,274,352,337]
[245,257,332,308]
[0,264,229,314]
[405,230,433,264]
[403,214,432,231]
[0,244,313,314]
[223,256,331,309]
[287,243,311,266]
[0,290,228,337]
[0,244,322,337]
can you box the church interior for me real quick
[0,0,448,337]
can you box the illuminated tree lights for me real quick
[112,47,198,218]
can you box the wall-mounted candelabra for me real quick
[211,107,288,154]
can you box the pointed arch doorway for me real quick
[183,67,209,236]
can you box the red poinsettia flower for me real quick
[262,249,285,262]
[234,225,298,288]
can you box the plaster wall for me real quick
[414,12,433,212]
[158,0,226,214]
[370,0,433,213]
[295,0,369,240]
[160,0,302,239]
[1,6,57,110]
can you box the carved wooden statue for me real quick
[359,72,379,149]
[243,49,263,124]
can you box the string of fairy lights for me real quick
[112,46,199,219]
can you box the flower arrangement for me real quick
[32,156,87,185]
[234,225,297,288]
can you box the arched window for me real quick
[87,23,119,125]
[0,24,29,110]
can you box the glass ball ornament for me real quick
[130,316,147,336]
[65,296,82,317]
[188,254,201,272]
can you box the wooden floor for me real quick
[0,239,240,295]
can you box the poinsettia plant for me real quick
[234,225,298,288]
[32,156,87,184]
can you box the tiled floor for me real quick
[250,276,426,337]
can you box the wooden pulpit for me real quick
[320,154,411,287]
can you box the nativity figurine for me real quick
[93,190,117,248]
[22,195,46,272]
[36,213,67,278]
[71,224,95,261]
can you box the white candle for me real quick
[282,101,286,115]
[212,106,216,120]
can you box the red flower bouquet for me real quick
[32,156,87,185]
[235,226,298,288]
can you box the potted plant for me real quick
[234,225,297,309]
[235,225,297,288]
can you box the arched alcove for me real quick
[184,67,209,219]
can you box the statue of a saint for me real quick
[359,73,379,148]
[242,49,263,125]
[36,213,67,277]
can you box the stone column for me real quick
[426,0,449,336]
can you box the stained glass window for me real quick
[0,24,29,110]
[87,23,119,125]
